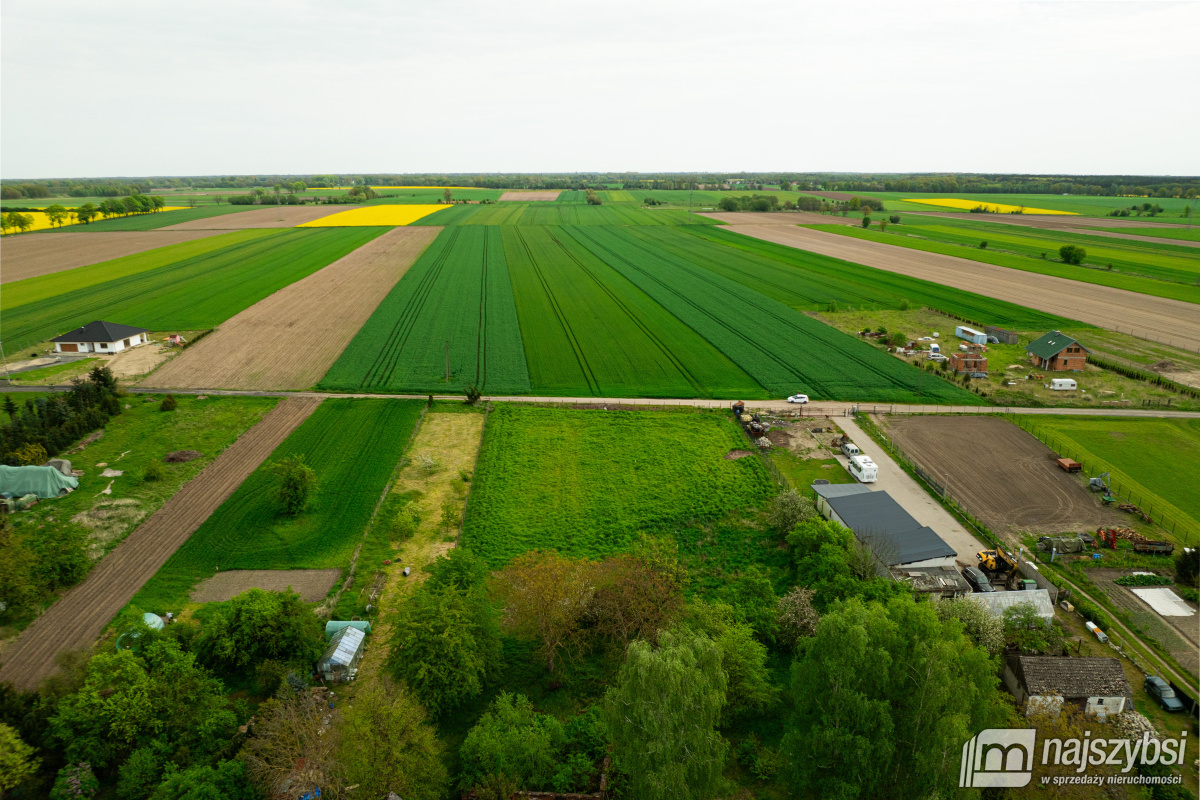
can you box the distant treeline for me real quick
[4,172,1198,199]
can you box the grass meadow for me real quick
[839,192,1200,218]
[132,398,423,612]
[408,202,716,227]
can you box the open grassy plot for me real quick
[845,192,1199,217]
[3,229,274,308]
[565,226,980,401]
[132,398,423,611]
[319,227,531,394]
[2,227,387,352]
[1013,416,1200,544]
[53,204,266,231]
[681,224,1075,329]
[299,204,450,226]
[462,406,773,566]
[503,227,765,397]
[408,202,716,226]
[1086,225,1200,242]
[369,187,504,204]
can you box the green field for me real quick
[2,227,386,352]
[841,192,1200,218]
[50,204,262,231]
[1086,226,1200,242]
[319,227,532,395]
[409,202,716,226]
[804,223,1200,305]
[132,398,423,611]
[368,187,505,204]
[462,406,773,566]
[1012,416,1200,545]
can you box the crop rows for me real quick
[3,227,387,351]
[569,226,979,402]
[409,203,713,227]
[319,227,531,394]
[503,227,764,397]
[133,398,423,610]
[462,406,773,566]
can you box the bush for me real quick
[268,454,317,515]
[979,241,988,249]
[889,215,901,224]
[1175,547,1198,588]
[1114,574,1172,587]
[159,394,177,412]
[1059,245,1086,265]
[143,461,165,482]
[10,442,47,466]
[860,216,871,228]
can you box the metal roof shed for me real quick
[813,483,957,568]
[971,589,1055,623]
[318,626,365,683]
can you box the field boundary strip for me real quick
[0,397,322,691]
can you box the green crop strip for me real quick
[132,398,424,611]
[462,405,773,566]
[408,202,718,227]
[51,204,269,231]
[2,227,387,352]
[319,227,531,394]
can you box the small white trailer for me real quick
[955,325,988,345]
[1048,378,1077,391]
[847,454,878,483]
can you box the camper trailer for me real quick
[1048,378,1077,391]
[847,454,878,483]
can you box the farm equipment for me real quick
[1089,472,1117,504]
[1134,541,1175,556]
[731,401,745,415]
[1094,526,1171,555]
[1056,457,1082,473]
[977,546,1019,582]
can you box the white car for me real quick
[787,394,810,404]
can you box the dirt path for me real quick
[352,410,487,688]
[713,222,1200,347]
[498,191,561,201]
[142,227,441,390]
[157,205,346,230]
[0,397,321,690]
[1,230,225,283]
[831,416,986,562]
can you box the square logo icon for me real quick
[960,728,1038,788]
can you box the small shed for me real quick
[985,325,1019,345]
[1026,331,1089,372]
[892,565,971,598]
[52,320,150,354]
[318,626,365,682]
[955,325,988,345]
[1004,655,1132,719]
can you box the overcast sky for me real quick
[2,1,1197,179]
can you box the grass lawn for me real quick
[2,358,99,385]
[1086,225,1200,242]
[840,192,1200,218]
[132,398,423,612]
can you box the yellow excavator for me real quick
[977,546,1019,583]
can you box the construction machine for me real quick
[976,546,1019,583]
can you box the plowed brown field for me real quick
[0,397,321,690]
[499,190,561,201]
[142,227,440,390]
[158,205,347,230]
[879,415,1122,539]
[190,569,341,603]
[1,230,225,283]
[712,221,1200,346]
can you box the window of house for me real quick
[100,343,107,349]
[123,339,130,347]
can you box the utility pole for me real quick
[445,340,450,383]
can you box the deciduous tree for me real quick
[458,693,566,791]
[589,554,683,647]
[492,550,595,672]
[269,454,317,515]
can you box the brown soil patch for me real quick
[190,569,341,603]
[704,211,855,226]
[165,450,202,463]
[1,230,224,283]
[766,429,791,447]
[105,342,176,380]
[0,397,321,690]
[879,415,1122,540]
[157,205,347,230]
[715,223,1200,347]
[142,227,441,390]
[499,191,562,202]
[725,449,754,460]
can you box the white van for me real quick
[841,442,860,457]
[847,454,878,483]
[1048,378,1077,391]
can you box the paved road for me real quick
[830,416,986,563]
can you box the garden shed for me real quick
[318,625,365,683]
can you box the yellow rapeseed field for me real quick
[1,208,189,235]
[902,198,1076,215]
[298,205,449,227]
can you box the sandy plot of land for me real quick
[1,230,226,283]
[705,211,856,226]
[158,205,347,230]
[191,569,341,603]
[904,211,1188,230]
[499,190,562,201]
[0,397,321,690]
[879,415,1122,540]
[142,227,441,390]
[716,222,1200,346]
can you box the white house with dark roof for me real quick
[51,321,150,354]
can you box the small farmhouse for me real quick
[1026,330,1089,372]
[52,321,150,354]
[1004,655,1132,720]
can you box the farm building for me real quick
[1003,655,1132,719]
[1026,330,1089,372]
[970,588,1055,623]
[318,625,365,683]
[948,352,987,375]
[52,320,150,354]
[813,483,956,569]
[984,325,1019,345]
[955,325,987,345]
[892,565,971,598]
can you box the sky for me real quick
[2,0,1198,179]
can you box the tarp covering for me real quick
[0,465,79,498]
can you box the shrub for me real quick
[766,490,817,535]
[10,442,47,466]
[143,461,165,482]
[1175,547,1198,587]
[889,215,900,224]
[979,241,988,249]
[159,394,177,412]
[860,216,871,228]
[1113,574,1171,587]
[1059,245,1086,265]
[268,454,317,515]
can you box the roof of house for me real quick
[1026,330,1089,359]
[972,589,1055,620]
[817,486,956,565]
[51,320,149,343]
[1015,656,1132,699]
[893,565,971,594]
